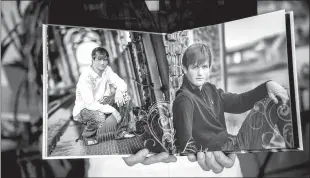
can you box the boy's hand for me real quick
[266,81,289,105]
[187,151,236,174]
[123,149,177,166]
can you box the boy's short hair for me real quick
[182,43,212,69]
[91,47,109,60]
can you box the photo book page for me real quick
[42,24,175,159]
[42,10,303,159]
[168,10,303,155]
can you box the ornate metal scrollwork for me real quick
[248,97,294,149]
[133,101,176,154]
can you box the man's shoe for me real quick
[84,137,99,146]
[115,130,136,140]
[123,133,135,138]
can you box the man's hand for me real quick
[187,151,236,174]
[115,90,131,107]
[266,81,289,105]
[123,149,177,166]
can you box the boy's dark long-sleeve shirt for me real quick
[172,77,268,153]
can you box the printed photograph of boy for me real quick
[168,11,297,154]
[173,43,291,154]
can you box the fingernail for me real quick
[214,151,219,157]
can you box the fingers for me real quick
[115,97,126,107]
[188,152,233,174]
[162,155,177,163]
[122,149,149,166]
[213,151,236,168]
[227,153,237,162]
[267,81,290,105]
[270,91,290,105]
[278,92,289,105]
[197,152,211,171]
[115,98,122,107]
[268,92,278,104]
[187,154,197,162]
[115,97,119,106]
[120,98,124,105]
[141,152,170,165]
[205,152,224,174]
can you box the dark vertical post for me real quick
[220,23,228,91]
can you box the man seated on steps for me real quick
[72,47,135,145]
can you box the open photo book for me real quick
[42,10,303,159]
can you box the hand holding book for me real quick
[266,81,290,105]
[122,149,177,166]
[122,149,236,174]
[188,151,236,174]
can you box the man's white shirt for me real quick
[72,66,127,118]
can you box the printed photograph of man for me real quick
[172,43,292,154]
[45,25,174,157]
